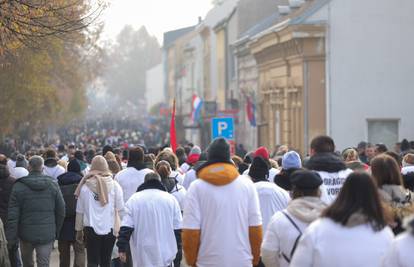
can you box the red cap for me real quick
[255,146,269,160]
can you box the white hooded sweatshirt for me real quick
[290,217,394,267]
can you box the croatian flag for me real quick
[191,95,203,123]
[246,96,256,127]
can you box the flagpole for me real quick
[170,99,177,153]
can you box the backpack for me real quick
[281,211,302,263]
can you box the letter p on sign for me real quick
[218,122,228,135]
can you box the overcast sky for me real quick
[102,0,213,44]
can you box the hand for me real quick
[119,252,127,263]
[76,231,84,244]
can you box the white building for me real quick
[307,0,414,149]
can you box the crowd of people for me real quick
[0,135,414,267]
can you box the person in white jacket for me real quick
[248,156,290,232]
[290,172,394,267]
[382,215,414,267]
[261,170,326,267]
[116,172,182,267]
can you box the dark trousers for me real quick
[174,229,182,267]
[8,243,22,267]
[58,240,86,267]
[84,227,115,267]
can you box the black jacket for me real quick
[0,165,16,224]
[57,171,82,241]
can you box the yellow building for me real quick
[250,22,326,154]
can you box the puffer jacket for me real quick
[6,171,65,245]
[0,165,15,224]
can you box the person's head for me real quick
[357,141,367,155]
[155,150,179,171]
[155,160,172,180]
[28,156,44,173]
[0,164,10,179]
[403,153,414,167]
[128,147,145,164]
[310,135,335,155]
[68,144,76,155]
[231,155,243,168]
[282,151,302,170]
[144,154,155,170]
[0,154,7,165]
[384,151,401,167]
[322,172,387,231]
[74,150,85,161]
[67,159,81,175]
[243,152,255,165]
[371,154,403,187]
[254,146,270,161]
[43,148,58,160]
[365,143,376,160]
[290,170,322,199]
[342,148,359,162]
[107,160,121,174]
[90,155,111,174]
[206,138,231,164]
[102,145,113,156]
[401,139,410,152]
[175,147,186,164]
[144,172,161,183]
[104,151,117,162]
[248,157,269,182]
[15,154,28,169]
[375,143,388,155]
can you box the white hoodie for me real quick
[261,197,326,267]
[290,218,394,267]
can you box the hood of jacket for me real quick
[305,152,347,173]
[57,172,83,186]
[18,173,52,191]
[287,197,327,223]
[137,179,167,192]
[44,158,58,168]
[196,162,239,186]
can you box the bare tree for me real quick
[0,0,107,57]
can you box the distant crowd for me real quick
[0,135,414,267]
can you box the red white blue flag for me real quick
[191,94,203,123]
[246,95,256,127]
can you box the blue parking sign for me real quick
[211,117,234,140]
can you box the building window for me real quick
[367,119,399,149]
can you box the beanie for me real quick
[255,147,269,160]
[190,146,202,155]
[282,151,302,170]
[249,157,269,182]
[207,138,231,164]
[290,170,322,190]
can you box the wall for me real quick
[309,0,414,150]
[145,64,164,109]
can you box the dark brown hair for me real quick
[322,172,387,231]
[155,150,179,171]
[310,135,335,153]
[128,147,144,163]
[155,160,171,180]
[371,154,403,187]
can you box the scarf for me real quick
[74,170,114,206]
